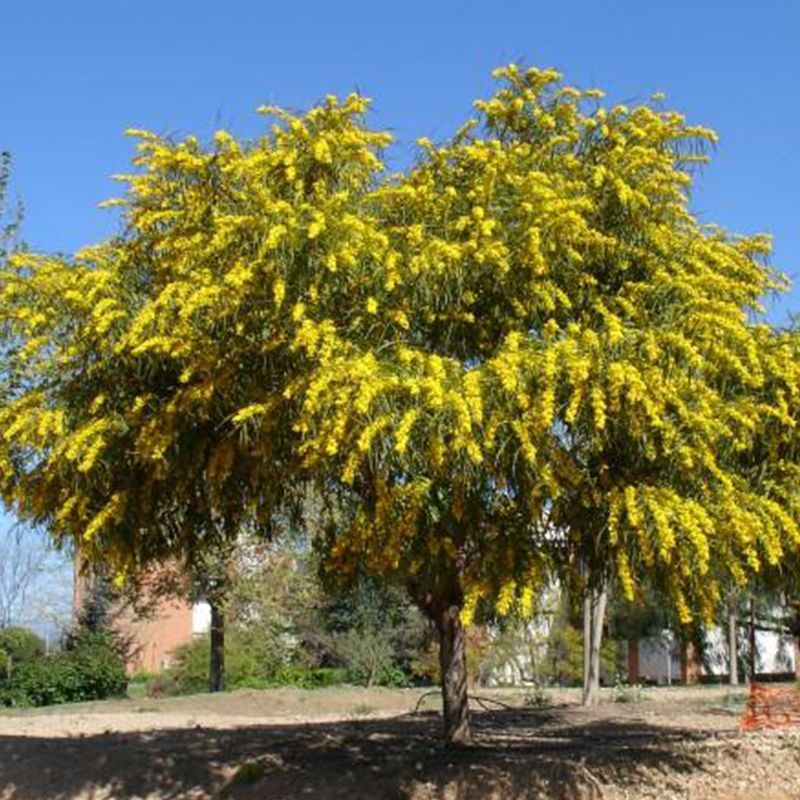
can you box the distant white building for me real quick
[631,619,797,685]
[485,582,800,687]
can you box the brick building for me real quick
[72,556,209,674]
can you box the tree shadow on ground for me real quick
[0,707,721,800]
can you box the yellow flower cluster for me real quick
[1,64,798,636]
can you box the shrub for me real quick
[523,686,552,708]
[613,678,645,703]
[170,636,215,694]
[543,623,620,686]
[273,666,348,689]
[168,632,349,693]
[335,627,398,687]
[0,627,44,669]
[0,629,126,707]
[170,632,274,693]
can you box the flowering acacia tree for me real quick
[0,94,388,570]
[0,94,392,694]
[2,68,798,742]
[296,67,800,723]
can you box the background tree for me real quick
[0,525,44,629]
[0,151,22,261]
[323,572,426,687]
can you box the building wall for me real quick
[73,557,209,674]
[703,624,796,677]
[637,634,683,684]
[192,601,211,636]
[121,596,194,673]
[632,625,797,684]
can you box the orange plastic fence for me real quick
[740,683,800,731]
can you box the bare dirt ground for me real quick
[1,684,799,799]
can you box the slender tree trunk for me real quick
[583,592,591,693]
[728,600,738,686]
[794,635,800,681]
[748,597,757,684]
[582,584,607,706]
[627,637,640,685]
[437,604,470,745]
[209,597,225,693]
[681,640,701,685]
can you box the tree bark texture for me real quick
[209,597,225,693]
[728,600,739,686]
[582,584,607,706]
[437,604,471,745]
[749,597,757,683]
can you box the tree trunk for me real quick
[728,601,738,686]
[681,640,701,685]
[582,584,607,706]
[627,637,640,685]
[748,597,757,684]
[209,597,225,693]
[794,635,800,681]
[437,604,470,745]
[583,592,591,693]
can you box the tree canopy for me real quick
[1,66,798,741]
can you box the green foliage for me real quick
[225,545,326,671]
[231,761,266,785]
[523,686,552,708]
[171,634,239,694]
[168,631,349,693]
[322,572,427,686]
[162,548,425,692]
[334,627,402,687]
[0,627,44,668]
[0,629,126,707]
[70,572,135,662]
[276,666,348,689]
[543,621,619,687]
[613,678,645,703]
[544,622,583,685]
[483,591,621,689]
[610,585,674,641]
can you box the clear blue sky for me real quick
[1,0,799,539]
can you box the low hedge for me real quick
[0,630,127,708]
[273,666,348,689]
[163,631,352,695]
